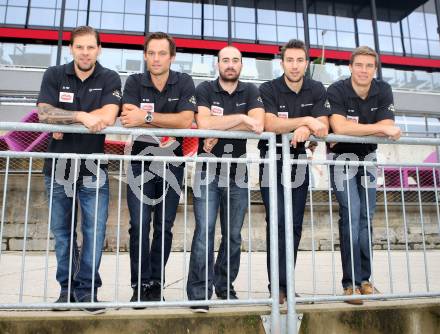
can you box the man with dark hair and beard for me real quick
[187,46,264,312]
[37,25,121,314]
[258,39,330,304]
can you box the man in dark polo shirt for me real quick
[186,46,264,312]
[258,39,330,304]
[120,32,196,305]
[327,46,401,305]
[37,26,121,314]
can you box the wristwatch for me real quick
[144,111,154,123]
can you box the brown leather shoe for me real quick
[343,287,363,305]
[360,281,381,295]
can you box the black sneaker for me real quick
[130,284,149,309]
[216,289,238,300]
[74,292,106,315]
[52,291,75,311]
[190,305,209,313]
[146,281,164,301]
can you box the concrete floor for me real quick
[0,250,439,305]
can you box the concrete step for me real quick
[1,298,439,334]
[0,306,269,334]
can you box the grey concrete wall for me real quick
[1,173,439,252]
[298,301,440,334]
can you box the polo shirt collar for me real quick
[65,61,75,75]
[345,77,380,98]
[213,78,245,94]
[141,69,179,88]
[65,61,103,78]
[275,75,311,94]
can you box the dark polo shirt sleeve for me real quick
[327,83,346,117]
[246,83,264,111]
[121,74,141,105]
[100,70,122,107]
[259,81,278,116]
[195,81,211,109]
[311,82,331,117]
[375,83,395,122]
[176,74,197,112]
[37,66,60,106]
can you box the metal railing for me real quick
[0,123,281,331]
[281,133,440,333]
[0,122,439,334]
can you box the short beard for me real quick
[219,72,239,83]
[284,73,304,83]
[76,63,95,72]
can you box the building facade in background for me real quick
[1,0,440,135]
[0,0,439,71]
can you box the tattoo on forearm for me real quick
[38,105,76,124]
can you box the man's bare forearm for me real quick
[38,105,77,124]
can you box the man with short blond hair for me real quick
[328,45,401,305]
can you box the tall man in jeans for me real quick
[187,46,264,312]
[258,39,330,304]
[37,26,121,314]
[121,32,196,304]
[327,46,401,305]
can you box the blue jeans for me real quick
[259,159,309,293]
[127,162,184,287]
[329,153,377,288]
[187,171,248,300]
[44,170,109,300]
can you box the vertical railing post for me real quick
[268,134,280,333]
[282,134,298,333]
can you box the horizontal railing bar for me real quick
[296,292,440,303]
[287,159,440,168]
[0,298,273,309]
[0,150,268,164]
[0,122,273,140]
[308,134,440,146]
[1,122,440,145]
